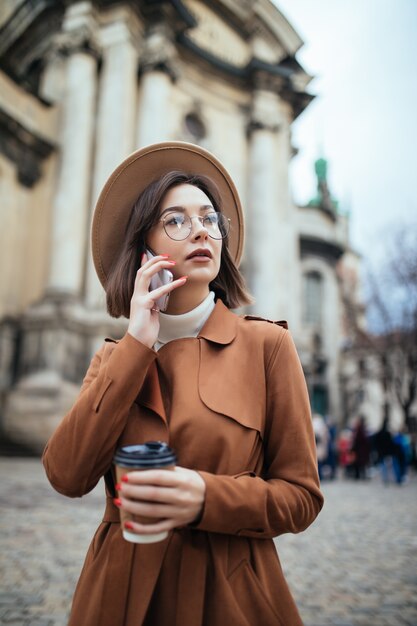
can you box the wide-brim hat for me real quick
[91,141,245,288]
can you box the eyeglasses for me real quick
[160,212,231,241]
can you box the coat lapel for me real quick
[198,300,266,435]
[136,360,167,424]
[104,338,167,425]
[198,299,238,345]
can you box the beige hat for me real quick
[91,141,245,288]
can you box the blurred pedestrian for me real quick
[337,428,354,477]
[324,415,338,479]
[313,413,329,480]
[373,417,395,484]
[410,432,417,471]
[351,416,371,480]
[392,428,412,484]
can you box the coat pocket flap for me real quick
[198,341,265,435]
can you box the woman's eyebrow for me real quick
[160,204,214,216]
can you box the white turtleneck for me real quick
[154,291,216,352]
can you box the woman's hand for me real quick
[115,467,206,536]
[127,253,187,349]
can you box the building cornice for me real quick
[178,32,307,90]
[199,0,304,55]
[0,0,66,96]
[300,235,345,264]
[282,88,315,121]
[177,32,246,78]
[0,0,63,57]
[0,0,314,119]
[0,107,55,187]
[252,0,303,55]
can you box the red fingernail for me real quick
[113,498,122,507]
[124,521,134,530]
[115,483,122,491]
[121,475,129,483]
[160,254,169,258]
[179,275,188,280]
[168,261,176,265]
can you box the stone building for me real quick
[0,0,353,451]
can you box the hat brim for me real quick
[92,141,245,288]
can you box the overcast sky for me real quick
[274,0,417,265]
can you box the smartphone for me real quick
[145,248,173,312]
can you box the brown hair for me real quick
[105,171,253,317]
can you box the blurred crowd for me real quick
[312,414,416,484]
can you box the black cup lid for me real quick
[113,441,176,468]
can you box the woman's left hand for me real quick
[115,466,206,536]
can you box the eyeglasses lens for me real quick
[163,213,230,240]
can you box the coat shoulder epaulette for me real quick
[243,315,288,330]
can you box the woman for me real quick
[43,141,323,626]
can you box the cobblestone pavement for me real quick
[0,459,416,626]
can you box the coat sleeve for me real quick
[42,333,157,498]
[192,330,324,538]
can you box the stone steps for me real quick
[0,428,39,457]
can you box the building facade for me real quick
[0,0,354,451]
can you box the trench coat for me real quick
[43,299,323,626]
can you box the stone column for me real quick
[85,10,142,309]
[2,3,102,453]
[278,103,300,333]
[136,24,179,147]
[46,2,99,299]
[246,86,296,321]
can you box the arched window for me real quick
[303,271,323,326]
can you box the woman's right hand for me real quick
[127,253,187,349]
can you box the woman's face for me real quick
[146,183,222,288]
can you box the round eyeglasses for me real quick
[160,212,231,241]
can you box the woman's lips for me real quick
[185,256,212,263]
[186,248,212,260]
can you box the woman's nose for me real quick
[190,217,209,240]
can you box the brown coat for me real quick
[43,299,323,626]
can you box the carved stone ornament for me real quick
[139,26,180,80]
[48,26,100,61]
[0,108,55,188]
[246,87,285,135]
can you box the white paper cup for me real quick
[113,442,176,544]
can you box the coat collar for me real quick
[198,299,238,345]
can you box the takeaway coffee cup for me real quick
[113,441,176,544]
